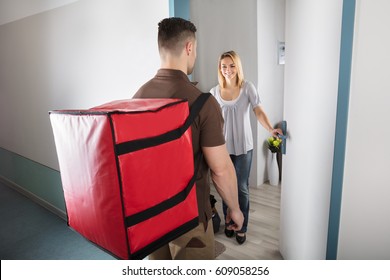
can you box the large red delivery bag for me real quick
[49,93,210,259]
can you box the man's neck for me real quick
[160,52,187,74]
[160,62,186,74]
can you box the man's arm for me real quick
[202,144,244,231]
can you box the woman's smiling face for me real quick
[220,57,237,82]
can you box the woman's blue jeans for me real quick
[223,150,253,233]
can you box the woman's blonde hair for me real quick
[217,50,244,89]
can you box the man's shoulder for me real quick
[202,93,221,110]
[133,78,157,98]
[198,93,223,121]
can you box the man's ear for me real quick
[185,41,193,56]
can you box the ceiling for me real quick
[0,0,78,25]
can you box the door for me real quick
[279,0,344,259]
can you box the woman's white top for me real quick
[210,81,261,156]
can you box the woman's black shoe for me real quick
[224,227,234,238]
[236,233,246,244]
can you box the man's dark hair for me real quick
[158,17,197,55]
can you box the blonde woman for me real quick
[210,50,282,244]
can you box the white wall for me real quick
[190,0,258,93]
[280,0,343,259]
[0,0,168,170]
[337,0,390,259]
[191,0,284,186]
[257,0,285,184]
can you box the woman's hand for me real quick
[270,128,283,138]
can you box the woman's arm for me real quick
[253,105,283,137]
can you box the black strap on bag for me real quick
[120,93,211,228]
[116,93,211,156]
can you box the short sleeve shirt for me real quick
[134,69,225,225]
[210,81,261,155]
